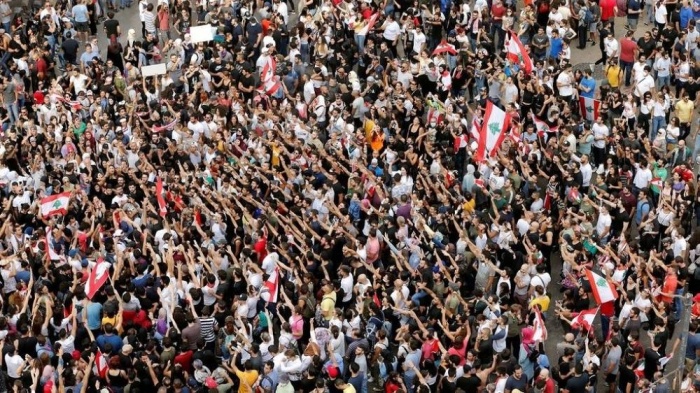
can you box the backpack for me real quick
[299,296,315,320]
[583,7,594,24]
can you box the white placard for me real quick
[190,24,214,43]
[141,63,167,77]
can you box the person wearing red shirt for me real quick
[658,264,678,304]
[600,0,619,35]
[619,31,638,86]
[535,369,556,393]
[491,0,506,50]
[673,163,693,182]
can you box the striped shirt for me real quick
[199,317,218,343]
[143,11,156,33]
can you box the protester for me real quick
[0,0,697,393]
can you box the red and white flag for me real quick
[579,97,601,122]
[257,55,282,96]
[585,269,619,304]
[357,13,379,36]
[40,192,71,218]
[532,307,547,342]
[260,267,280,303]
[156,177,167,218]
[470,117,482,141]
[476,100,512,161]
[532,115,559,136]
[571,307,599,330]
[453,133,468,152]
[505,31,533,74]
[85,258,110,300]
[95,349,109,378]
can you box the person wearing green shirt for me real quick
[649,158,668,196]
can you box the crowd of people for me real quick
[0,0,698,392]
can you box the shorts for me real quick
[75,21,88,32]
[589,22,597,32]
[605,373,617,383]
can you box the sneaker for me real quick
[591,41,596,46]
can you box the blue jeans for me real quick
[620,60,633,86]
[411,290,428,306]
[5,101,17,125]
[651,115,666,141]
[355,34,366,54]
[657,75,670,89]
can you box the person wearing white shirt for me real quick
[339,267,354,305]
[653,52,672,88]
[556,67,575,99]
[633,161,653,190]
[655,1,667,25]
[634,65,655,98]
[411,26,426,55]
[604,35,619,59]
[272,0,288,25]
[381,14,401,55]
[591,118,609,169]
[579,155,593,190]
[651,94,670,140]
[5,349,22,379]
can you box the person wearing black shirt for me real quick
[103,12,120,37]
[643,337,663,380]
[237,67,255,101]
[456,365,482,393]
[564,363,590,393]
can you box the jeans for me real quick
[657,75,670,89]
[355,34,366,54]
[5,101,17,125]
[651,115,666,141]
[620,60,634,86]
[411,290,428,306]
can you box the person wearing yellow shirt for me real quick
[320,281,337,321]
[225,352,259,393]
[335,378,357,393]
[674,94,695,140]
[605,59,623,89]
[529,285,550,312]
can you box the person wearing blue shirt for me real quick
[694,0,700,19]
[578,69,597,99]
[680,1,694,30]
[96,323,123,353]
[549,30,564,60]
[71,0,89,42]
[367,159,384,177]
[79,43,99,72]
[634,190,652,225]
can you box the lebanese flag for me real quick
[505,31,533,74]
[358,13,379,36]
[194,209,203,226]
[475,100,512,161]
[509,124,522,144]
[532,115,559,136]
[579,97,601,122]
[571,307,599,330]
[85,258,110,300]
[585,269,619,304]
[470,117,482,141]
[156,177,167,218]
[532,307,548,342]
[453,134,468,152]
[650,177,664,190]
[40,192,71,218]
[258,77,282,96]
[260,267,280,303]
[95,349,109,378]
